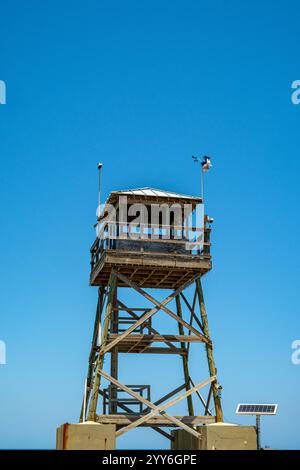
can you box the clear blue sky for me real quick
[0,0,299,449]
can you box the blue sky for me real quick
[0,0,299,449]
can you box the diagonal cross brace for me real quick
[117,299,178,350]
[115,271,210,342]
[116,375,216,437]
[100,273,205,355]
[100,272,210,355]
[98,369,213,439]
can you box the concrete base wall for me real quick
[171,424,257,450]
[56,422,116,450]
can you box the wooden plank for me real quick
[154,271,173,287]
[97,414,215,426]
[107,334,205,343]
[110,346,186,355]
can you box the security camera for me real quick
[98,162,103,169]
[207,217,214,224]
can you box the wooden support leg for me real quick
[110,283,119,414]
[87,274,117,421]
[175,295,194,416]
[196,278,223,422]
[80,286,106,422]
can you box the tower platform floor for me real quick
[90,249,211,288]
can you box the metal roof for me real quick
[109,187,201,200]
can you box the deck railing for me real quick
[90,222,211,271]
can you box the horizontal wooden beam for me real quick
[107,334,205,343]
[107,346,186,355]
[96,414,215,426]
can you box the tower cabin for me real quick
[90,188,211,289]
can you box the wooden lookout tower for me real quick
[80,185,223,445]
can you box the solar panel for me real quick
[236,404,278,415]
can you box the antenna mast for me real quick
[98,163,103,208]
[192,155,212,202]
